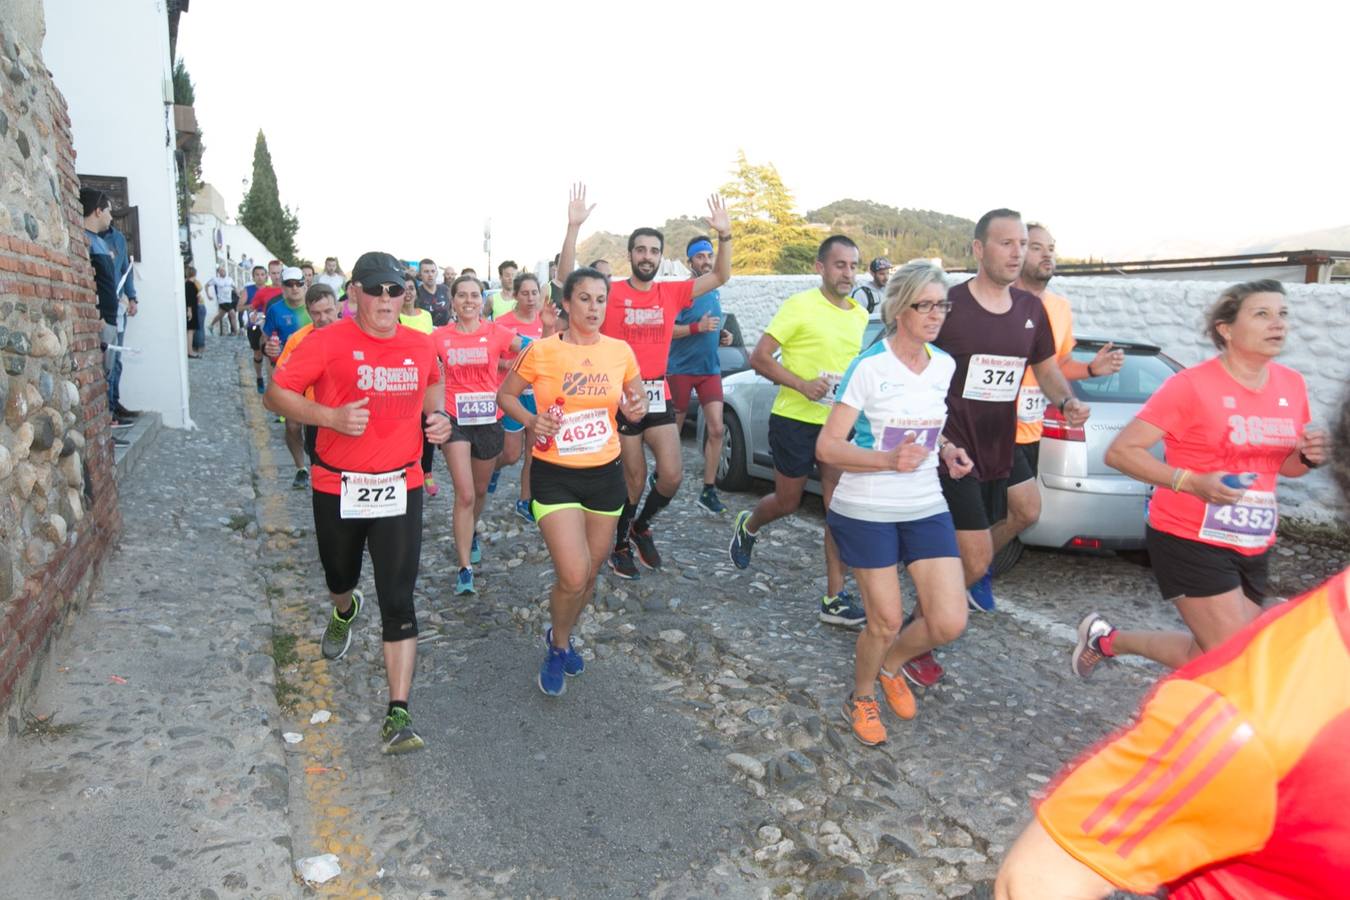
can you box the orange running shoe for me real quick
[843,693,887,746]
[878,668,917,720]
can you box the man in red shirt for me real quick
[996,386,1350,900]
[557,183,731,578]
[265,251,451,756]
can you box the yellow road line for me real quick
[239,357,380,896]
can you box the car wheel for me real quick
[990,537,1024,576]
[715,408,751,492]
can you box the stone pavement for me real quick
[1,339,1345,899]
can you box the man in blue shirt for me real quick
[668,235,734,514]
[262,266,312,354]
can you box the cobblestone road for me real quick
[2,343,1344,899]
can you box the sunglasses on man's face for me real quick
[364,283,405,298]
[283,280,305,288]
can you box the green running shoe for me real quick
[320,589,363,660]
[380,707,425,755]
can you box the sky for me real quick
[178,0,1350,272]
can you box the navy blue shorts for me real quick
[825,509,960,569]
[768,413,821,479]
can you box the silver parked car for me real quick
[700,326,1181,571]
[1003,337,1180,571]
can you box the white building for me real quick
[188,183,278,316]
[44,0,192,427]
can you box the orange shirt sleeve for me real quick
[1036,678,1277,894]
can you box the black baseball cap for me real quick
[350,251,404,288]
[869,257,893,274]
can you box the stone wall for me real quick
[0,15,121,728]
[720,274,1350,521]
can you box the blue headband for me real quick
[687,238,714,258]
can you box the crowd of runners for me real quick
[220,184,1349,897]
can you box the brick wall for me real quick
[0,20,121,731]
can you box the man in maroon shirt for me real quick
[901,209,1090,686]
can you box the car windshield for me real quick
[1069,347,1182,403]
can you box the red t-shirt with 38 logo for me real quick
[273,318,439,495]
[1137,357,1309,555]
[601,279,694,382]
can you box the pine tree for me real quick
[238,130,299,264]
[720,151,820,274]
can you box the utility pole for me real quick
[484,219,492,284]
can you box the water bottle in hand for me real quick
[535,397,565,451]
[1220,472,1257,490]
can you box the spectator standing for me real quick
[851,257,891,314]
[185,266,203,359]
[81,188,124,440]
[99,213,139,422]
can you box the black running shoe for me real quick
[630,526,662,569]
[608,547,640,580]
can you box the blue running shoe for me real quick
[515,499,535,524]
[487,469,501,494]
[967,572,996,612]
[729,510,756,569]
[470,533,482,565]
[255,377,265,395]
[454,566,475,595]
[538,644,567,696]
[820,590,866,628]
[545,627,585,677]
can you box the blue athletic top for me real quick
[666,288,722,376]
[262,298,311,345]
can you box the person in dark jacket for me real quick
[81,189,124,435]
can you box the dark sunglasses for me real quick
[364,283,406,298]
[282,279,305,288]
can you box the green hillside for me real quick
[806,200,976,268]
[576,200,977,274]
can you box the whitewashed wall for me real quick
[719,274,1350,522]
[45,0,191,427]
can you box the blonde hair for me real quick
[881,261,948,333]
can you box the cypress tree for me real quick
[238,130,299,264]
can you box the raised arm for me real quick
[558,182,594,287]
[692,194,732,298]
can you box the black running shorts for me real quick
[939,472,1009,531]
[1146,525,1271,603]
[311,488,423,642]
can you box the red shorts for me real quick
[667,374,723,413]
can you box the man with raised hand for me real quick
[266,251,450,756]
[728,235,869,627]
[558,183,731,578]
